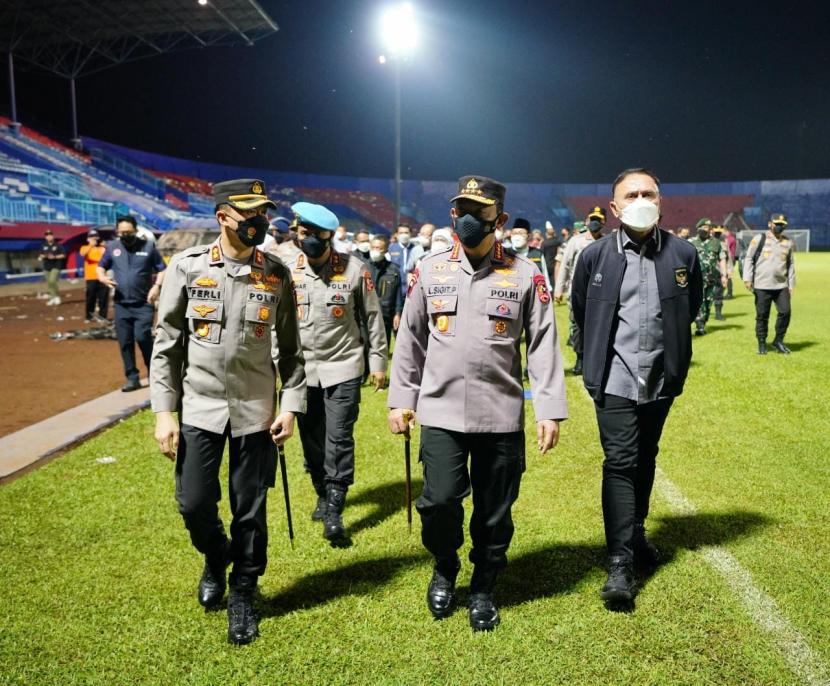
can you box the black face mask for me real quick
[588,220,603,234]
[454,214,494,249]
[234,214,269,247]
[772,224,785,234]
[697,229,710,240]
[121,233,138,247]
[299,234,330,258]
[713,230,723,238]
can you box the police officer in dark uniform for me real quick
[97,215,166,392]
[367,233,404,344]
[388,176,568,631]
[151,179,306,645]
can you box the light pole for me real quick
[379,2,417,231]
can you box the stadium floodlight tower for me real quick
[378,2,417,230]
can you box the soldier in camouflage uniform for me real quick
[711,224,730,320]
[688,218,727,335]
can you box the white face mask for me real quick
[398,234,411,247]
[620,197,659,231]
[369,249,385,263]
[419,235,431,248]
[431,240,450,253]
[356,241,370,253]
[511,235,527,250]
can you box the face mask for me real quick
[588,220,603,234]
[121,233,138,247]
[698,229,710,240]
[356,241,371,253]
[419,235,431,248]
[369,249,385,263]
[511,235,527,250]
[299,234,330,258]
[432,240,451,253]
[398,234,411,247]
[620,197,659,231]
[772,224,785,234]
[234,214,269,247]
[454,214,493,249]
[713,230,723,238]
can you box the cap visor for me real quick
[772,221,788,226]
[450,193,495,206]
[229,198,277,211]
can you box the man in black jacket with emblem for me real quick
[572,168,701,606]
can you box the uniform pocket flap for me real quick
[186,301,223,321]
[326,290,351,306]
[426,294,458,315]
[486,298,520,320]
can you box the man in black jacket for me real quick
[572,168,701,606]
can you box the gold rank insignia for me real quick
[467,178,479,190]
[195,321,210,338]
[265,273,281,285]
[195,277,218,287]
[251,181,264,194]
[330,274,347,282]
[249,271,262,282]
[494,278,518,288]
[193,304,217,318]
[431,262,447,272]
[431,299,449,311]
[211,245,221,262]
[253,282,277,292]
[436,315,449,333]
[258,307,270,321]
[494,320,507,335]
[493,267,517,276]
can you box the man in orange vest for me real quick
[79,229,109,322]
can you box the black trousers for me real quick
[85,280,109,319]
[417,427,525,572]
[175,424,276,580]
[754,288,791,341]
[114,302,154,381]
[594,395,674,560]
[298,377,361,488]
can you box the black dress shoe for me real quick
[468,593,500,631]
[323,485,347,541]
[600,556,634,603]
[758,341,767,355]
[227,585,259,645]
[572,355,583,376]
[198,560,227,609]
[772,340,791,354]
[632,523,662,569]
[427,557,460,619]
[311,495,327,522]
[121,378,141,392]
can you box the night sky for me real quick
[3,0,830,184]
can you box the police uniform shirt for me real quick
[743,232,796,290]
[150,240,307,437]
[99,237,166,304]
[389,241,569,433]
[40,241,66,270]
[289,249,388,387]
[555,231,597,297]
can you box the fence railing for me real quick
[0,195,124,225]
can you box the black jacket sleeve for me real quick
[571,249,590,331]
[688,251,703,325]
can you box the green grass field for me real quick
[1,254,828,685]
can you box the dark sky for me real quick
[3,0,830,183]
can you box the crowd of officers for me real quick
[144,173,797,645]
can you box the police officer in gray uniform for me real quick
[285,202,388,542]
[388,176,568,631]
[151,179,306,645]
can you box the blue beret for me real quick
[270,216,291,233]
[290,202,339,232]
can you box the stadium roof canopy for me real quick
[0,0,279,78]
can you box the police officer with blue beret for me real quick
[97,215,166,391]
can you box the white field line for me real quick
[654,466,829,686]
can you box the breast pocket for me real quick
[244,301,276,345]
[426,295,458,336]
[186,301,224,344]
[485,297,521,339]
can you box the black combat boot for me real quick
[600,555,634,603]
[572,355,583,376]
[427,556,461,619]
[758,339,767,355]
[311,480,327,522]
[771,338,791,354]
[714,304,725,321]
[694,319,705,336]
[227,575,259,645]
[323,484,347,541]
[632,522,662,570]
[468,567,500,631]
[198,541,230,609]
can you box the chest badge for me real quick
[332,306,345,318]
[496,302,512,316]
[436,314,449,333]
[258,307,270,321]
[254,323,266,339]
[195,277,218,288]
[431,262,447,272]
[675,267,689,287]
[195,321,211,338]
[593,272,603,285]
[193,304,217,318]
[494,320,508,335]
